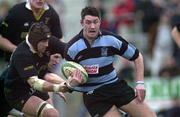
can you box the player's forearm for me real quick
[44,73,65,84]
[134,53,144,82]
[0,36,17,52]
[42,81,69,93]
[28,76,69,93]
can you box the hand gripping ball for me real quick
[61,61,88,84]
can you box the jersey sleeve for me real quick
[0,10,11,38]
[0,6,18,40]
[121,42,139,61]
[63,41,75,61]
[49,6,63,39]
[112,34,139,61]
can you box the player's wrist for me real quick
[64,81,73,93]
[54,81,73,93]
[53,84,61,92]
[135,80,144,85]
[135,81,145,89]
[53,82,67,92]
[135,81,145,90]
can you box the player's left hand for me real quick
[135,83,146,103]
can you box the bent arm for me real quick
[0,35,17,52]
[133,53,144,82]
[133,53,146,102]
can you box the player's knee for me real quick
[37,101,59,117]
[43,109,59,117]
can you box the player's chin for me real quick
[88,34,96,39]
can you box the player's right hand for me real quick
[135,83,146,103]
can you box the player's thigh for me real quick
[22,96,59,117]
[22,96,45,115]
[120,99,156,117]
[103,105,122,117]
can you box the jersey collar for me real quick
[25,0,49,11]
[26,35,37,54]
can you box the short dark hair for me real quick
[81,6,101,19]
[28,22,51,49]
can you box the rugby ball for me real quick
[61,61,88,84]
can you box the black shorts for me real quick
[5,90,49,111]
[83,79,135,117]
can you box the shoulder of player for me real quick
[46,4,58,15]
[10,2,26,12]
[66,33,82,48]
[14,41,33,57]
[101,30,128,43]
[101,30,119,39]
[7,2,26,17]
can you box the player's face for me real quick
[37,39,48,54]
[30,0,46,9]
[81,15,101,40]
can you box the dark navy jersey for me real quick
[0,2,63,61]
[3,37,65,100]
[64,30,139,92]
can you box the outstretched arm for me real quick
[27,75,69,93]
[27,69,83,93]
[44,72,65,84]
[133,53,146,103]
[134,53,144,82]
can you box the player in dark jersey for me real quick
[64,6,157,117]
[2,22,82,117]
[0,0,63,62]
[0,0,64,116]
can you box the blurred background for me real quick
[0,0,180,117]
